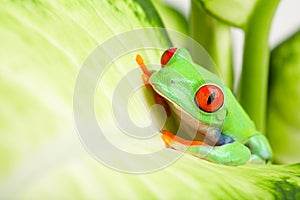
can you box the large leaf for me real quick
[152,0,188,35]
[267,30,300,164]
[190,0,233,89]
[0,1,300,199]
[193,0,258,28]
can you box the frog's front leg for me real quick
[162,130,251,166]
[187,142,251,166]
[245,133,273,164]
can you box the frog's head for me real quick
[149,47,226,127]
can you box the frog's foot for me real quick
[136,54,152,88]
[245,134,273,164]
[155,94,171,117]
[188,141,251,166]
[161,130,251,166]
[136,55,170,117]
[248,155,272,164]
[161,130,206,148]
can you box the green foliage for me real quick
[190,1,233,89]
[193,0,258,28]
[267,30,300,164]
[152,0,188,35]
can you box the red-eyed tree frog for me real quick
[136,47,272,166]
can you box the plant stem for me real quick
[190,0,233,89]
[238,0,280,133]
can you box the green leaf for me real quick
[267,30,300,164]
[0,0,167,194]
[193,0,258,28]
[151,0,188,35]
[237,0,279,133]
[190,1,233,89]
[0,1,300,199]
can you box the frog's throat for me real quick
[152,85,226,146]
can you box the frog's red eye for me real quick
[161,47,177,67]
[195,84,224,113]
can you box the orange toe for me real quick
[161,130,207,146]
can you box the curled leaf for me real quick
[268,30,300,164]
[193,0,258,28]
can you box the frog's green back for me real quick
[222,87,258,141]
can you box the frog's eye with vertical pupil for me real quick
[161,47,177,67]
[195,84,224,113]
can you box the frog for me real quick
[135,47,272,166]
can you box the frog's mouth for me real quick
[152,85,234,147]
[161,130,209,147]
[161,128,235,148]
